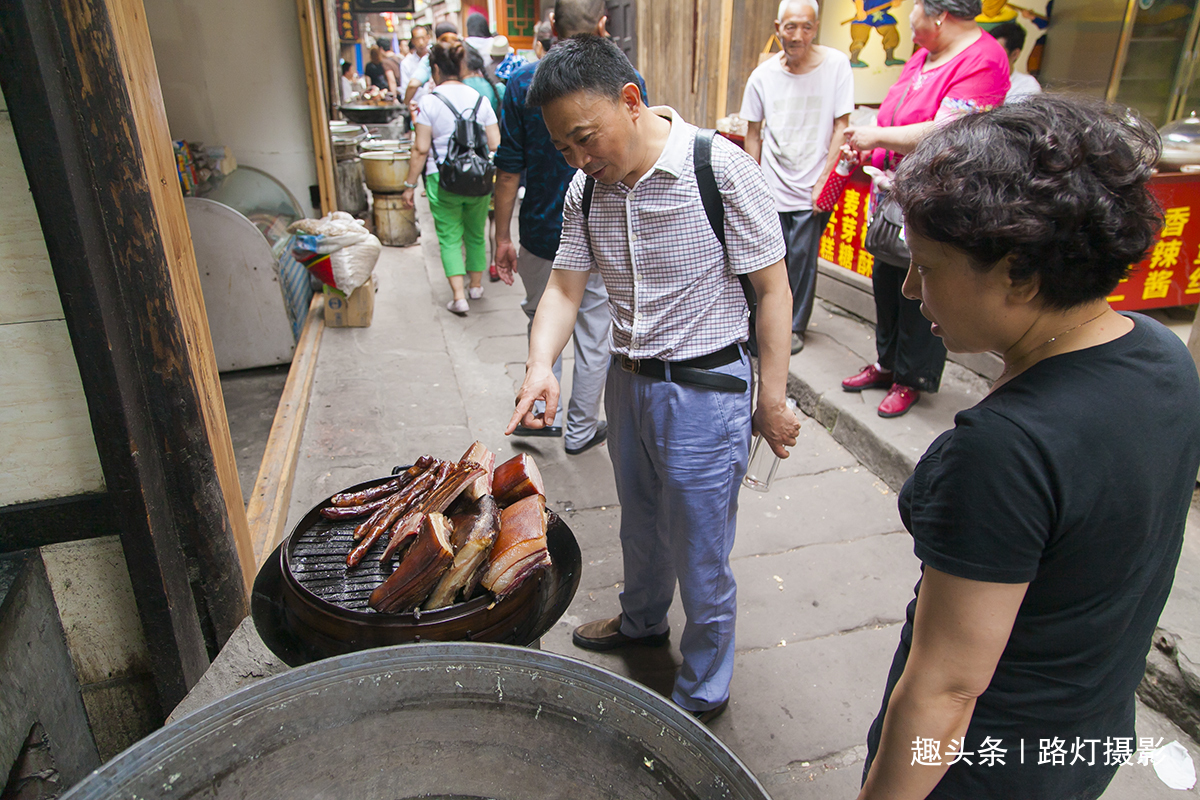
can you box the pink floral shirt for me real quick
[871,32,1010,169]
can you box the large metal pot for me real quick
[1159,113,1200,170]
[340,104,405,124]
[61,644,772,800]
[361,150,412,193]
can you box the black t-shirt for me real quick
[364,61,388,89]
[865,313,1200,800]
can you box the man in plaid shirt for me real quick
[506,35,799,723]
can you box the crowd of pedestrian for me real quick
[393,2,1200,799]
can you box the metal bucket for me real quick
[361,150,411,193]
[60,643,773,800]
[372,193,419,247]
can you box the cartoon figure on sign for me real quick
[974,0,1019,30]
[845,0,908,68]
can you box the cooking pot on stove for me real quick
[60,643,773,800]
[252,474,581,666]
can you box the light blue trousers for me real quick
[607,349,752,712]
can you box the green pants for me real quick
[425,171,490,277]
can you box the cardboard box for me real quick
[324,276,375,327]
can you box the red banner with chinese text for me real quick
[819,169,875,279]
[820,171,1200,311]
[1108,174,1200,310]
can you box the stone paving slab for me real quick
[217,195,1200,800]
[734,533,917,652]
[733,466,903,557]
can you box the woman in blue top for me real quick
[857,94,1200,800]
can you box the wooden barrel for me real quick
[372,193,419,246]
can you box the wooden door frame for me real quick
[0,0,253,712]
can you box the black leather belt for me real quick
[614,343,747,393]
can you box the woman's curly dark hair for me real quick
[892,94,1163,310]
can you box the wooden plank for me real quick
[297,0,338,215]
[248,295,326,566]
[715,0,735,121]
[1,0,211,709]
[104,0,257,602]
[0,494,115,553]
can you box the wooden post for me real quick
[715,0,735,122]
[0,0,252,711]
[298,0,338,215]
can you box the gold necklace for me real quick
[997,309,1108,383]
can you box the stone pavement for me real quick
[250,214,1200,798]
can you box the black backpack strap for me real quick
[693,129,725,247]
[693,129,756,317]
[582,176,595,218]
[430,90,462,119]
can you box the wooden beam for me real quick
[248,295,326,566]
[715,0,735,122]
[103,0,257,601]
[0,0,251,710]
[0,494,116,554]
[298,0,338,214]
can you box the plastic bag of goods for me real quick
[287,211,381,295]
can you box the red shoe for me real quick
[488,264,501,282]
[842,364,894,392]
[878,384,919,418]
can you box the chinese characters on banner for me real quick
[819,169,875,279]
[1108,174,1200,310]
[338,0,358,42]
[820,171,1200,312]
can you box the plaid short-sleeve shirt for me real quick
[553,107,786,362]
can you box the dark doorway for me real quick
[606,1,637,66]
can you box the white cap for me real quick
[490,36,510,57]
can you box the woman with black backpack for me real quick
[400,36,500,316]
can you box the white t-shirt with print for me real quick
[416,82,498,176]
[739,48,855,212]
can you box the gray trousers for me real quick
[780,209,832,335]
[518,249,611,449]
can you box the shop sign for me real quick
[822,171,1200,312]
[819,169,875,279]
[350,0,415,12]
[339,0,358,41]
[1109,175,1200,311]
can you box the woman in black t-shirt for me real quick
[857,95,1200,800]
[364,46,388,90]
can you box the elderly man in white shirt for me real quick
[508,34,799,725]
[741,0,854,354]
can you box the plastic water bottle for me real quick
[743,397,799,493]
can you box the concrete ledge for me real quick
[786,294,992,491]
[817,260,1003,381]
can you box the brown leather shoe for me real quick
[572,615,670,652]
[688,697,729,725]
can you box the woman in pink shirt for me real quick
[840,0,1009,418]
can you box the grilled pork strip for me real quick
[424,496,500,610]
[347,466,440,567]
[492,453,545,507]
[368,512,455,613]
[482,494,550,599]
[378,462,486,563]
[459,441,496,503]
